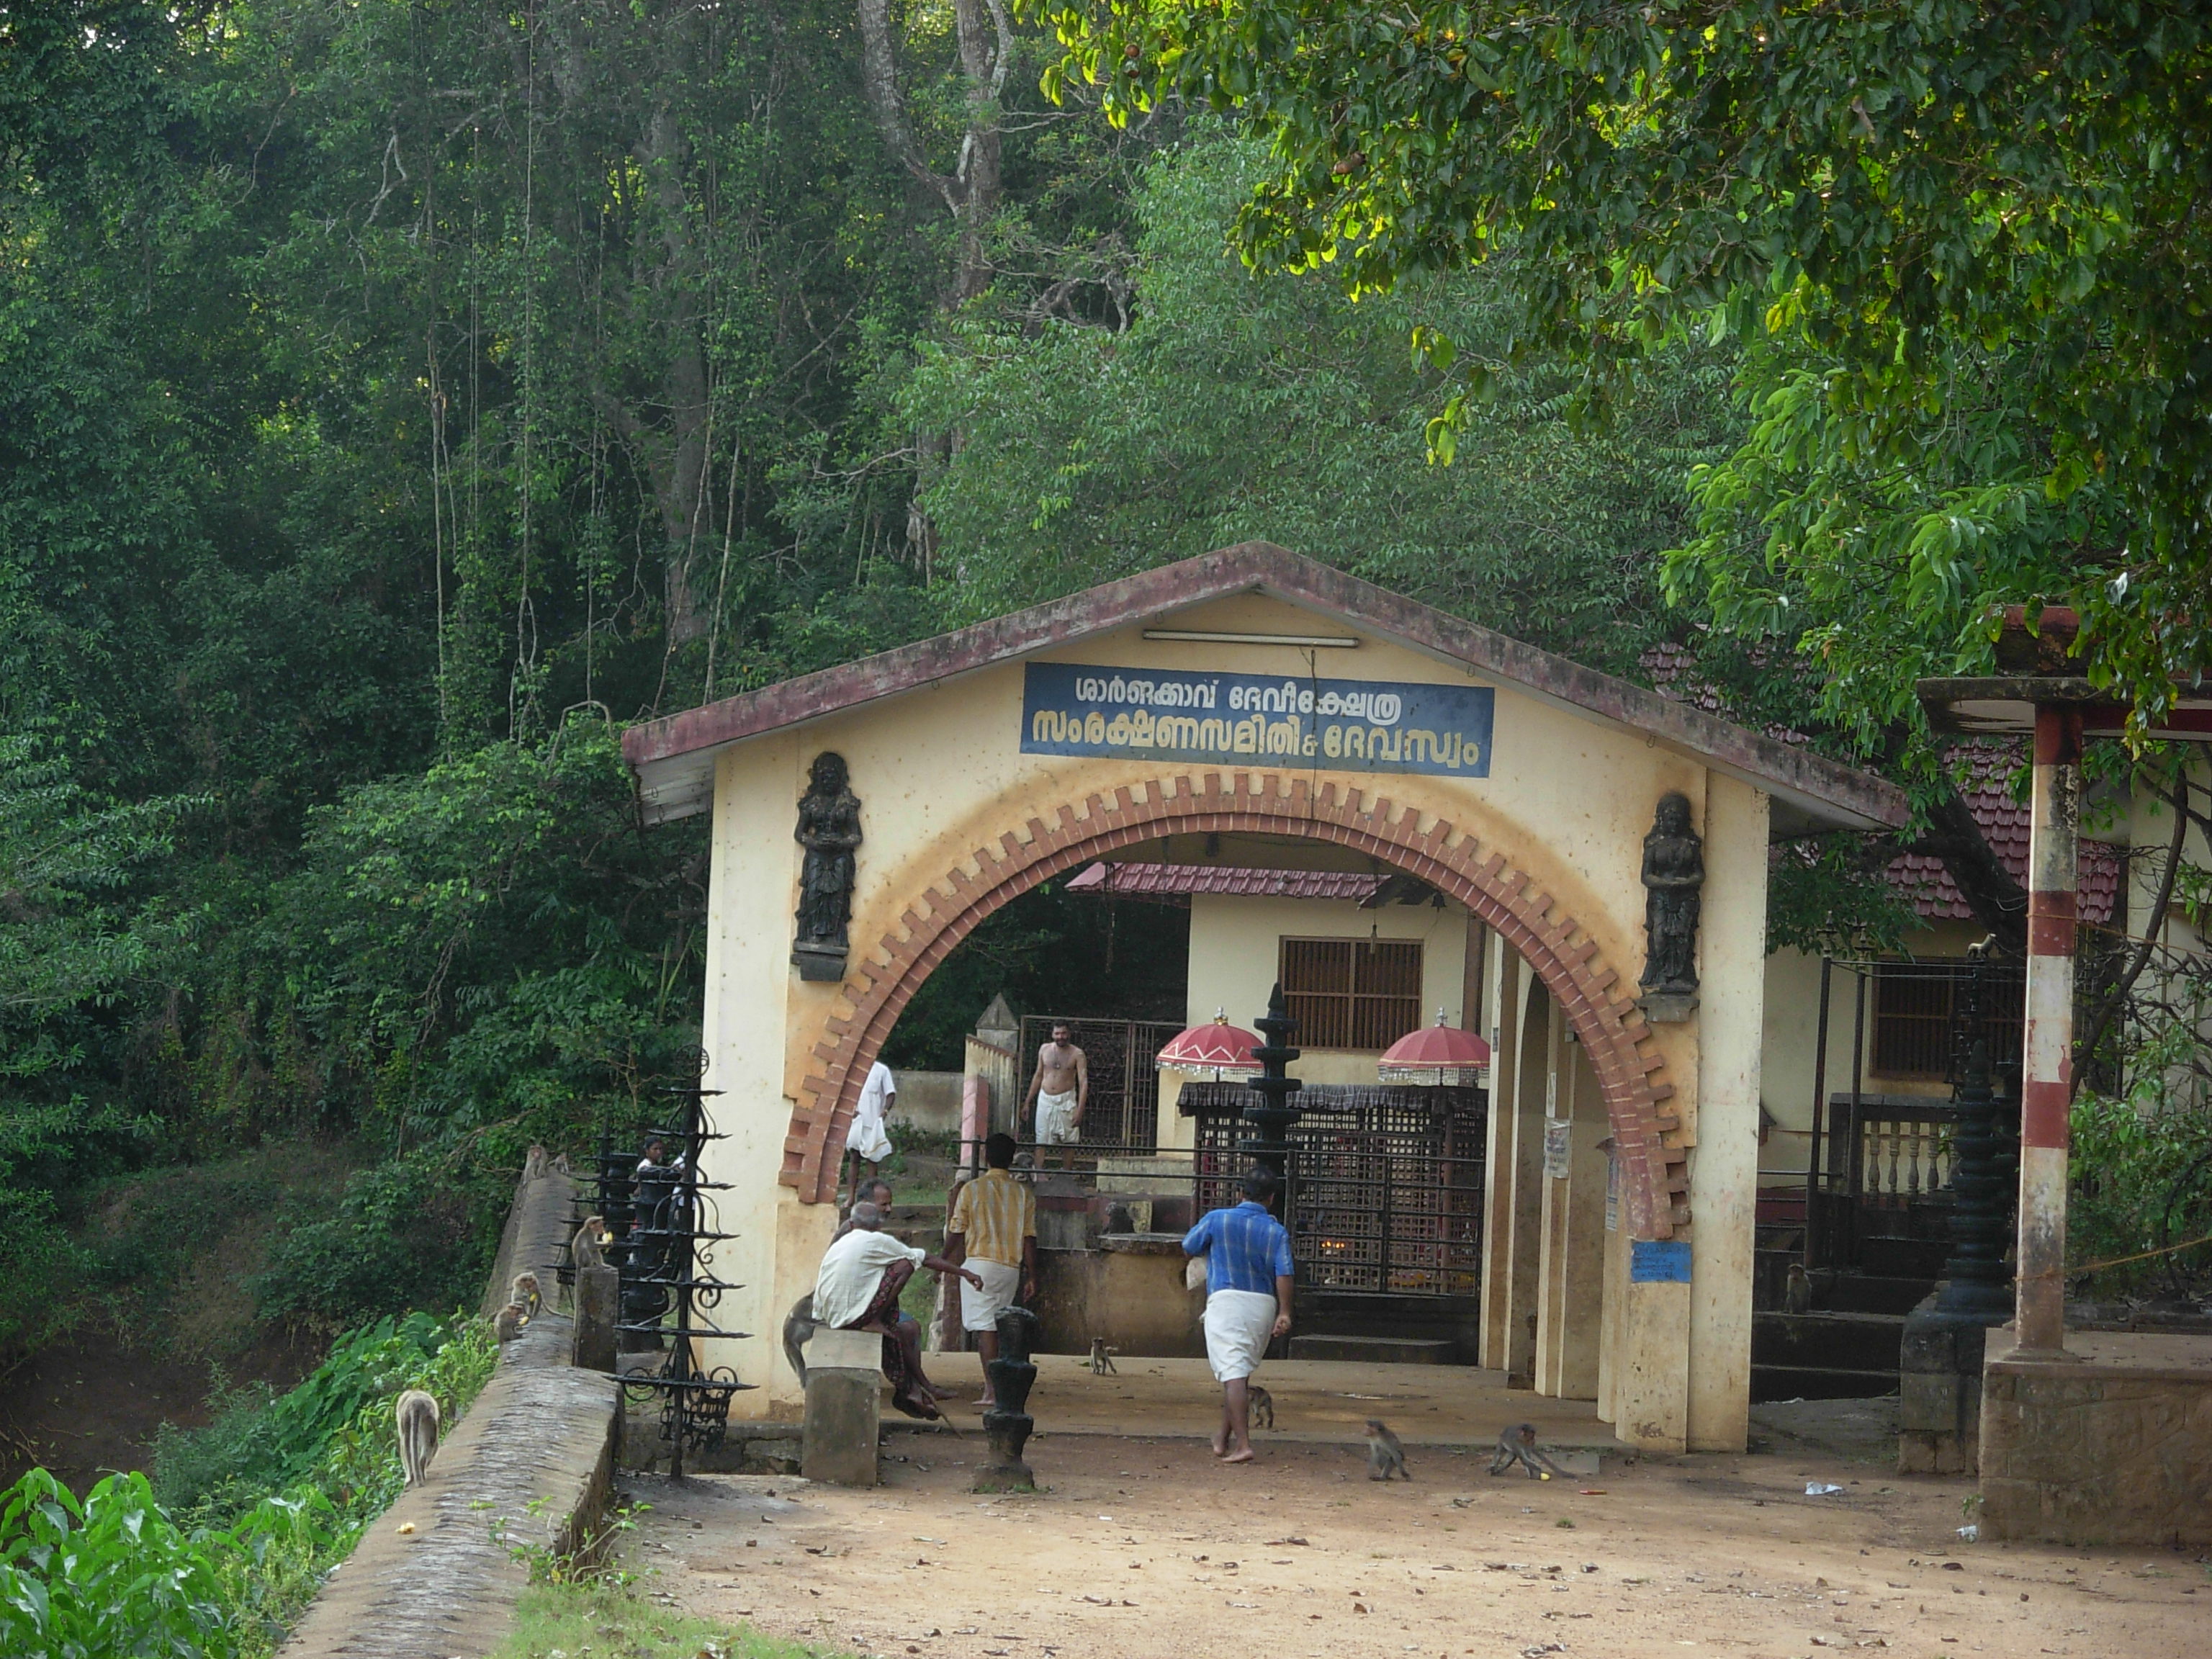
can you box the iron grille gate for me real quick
[1017,1016,1182,1151]
[1186,1084,1487,1296]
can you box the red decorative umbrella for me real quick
[1155,1010,1263,1080]
[1377,1010,1492,1086]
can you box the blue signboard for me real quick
[1020,662,1493,778]
[1629,1241,1693,1284]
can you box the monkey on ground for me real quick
[511,1272,541,1318]
[1087,1338,1118,1375]
[1488,1421,1568,1480]
[395,1389,441,1487]
[493,1301,530,1343]
[1248,1385,1274,1431]
[1365,1418,1409,1480]
[571,1216,608,1272]
[1784,1262,1813,1315]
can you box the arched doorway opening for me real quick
[783,772,1686,1245]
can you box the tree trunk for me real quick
[1917,784,2029,956]
[639,103,714,646]
[855,0,1009,308]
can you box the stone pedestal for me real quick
[801,1328,881,1488]
[571,1263,620,1374]
[1898,1297,1996,1474]
[976,1307,1042,1493]
[1980,1331,2212,1545]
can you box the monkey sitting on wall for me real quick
[571,1216,608,1273]
[1365,1418,1409,1480]
[1488,1421,1569,1480]
[510,1272,541,1318]
[395,1389,441,1488]
[493,1301,530,1343]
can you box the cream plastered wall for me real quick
[2124,755,2211,1111]
[1182,891,1470,1084]
[691,591,1767,1447]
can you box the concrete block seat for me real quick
[801,1327,884,1488]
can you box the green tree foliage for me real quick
[904,127,1735,674]
[1043,1,2212,734]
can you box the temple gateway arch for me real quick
[622,542,1905,1452]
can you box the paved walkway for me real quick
[896,1353,1626,1450]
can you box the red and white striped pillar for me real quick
[2015,703,2084,1354]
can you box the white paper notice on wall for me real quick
[1543,1118,1571,1179]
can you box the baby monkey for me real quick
[493,1301,530,1343]
[1248,1384,1274,1431]
[1488,1421,1569,1480]
[1365,1418,1409,1480]
[1087,1337,1118,1375]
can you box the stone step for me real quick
[1287,1334,1454,1364]
[1753,1310,1905,1371]
[1822,1272,1938,1316]
[1751,1364,1900,1404]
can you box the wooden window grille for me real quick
[1280,937,1424,1051]
[1869,961,2024,1082]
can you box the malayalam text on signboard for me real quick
[1020,662,1493,777]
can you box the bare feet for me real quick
[1209,1433,1228,1458]
[1220,1447,1254,1464]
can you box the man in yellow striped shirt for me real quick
[946,1133,1038,1407]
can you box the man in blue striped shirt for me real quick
[1182,1166,1294,1463]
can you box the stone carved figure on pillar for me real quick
[792,752,862,981]
[1638,791,1704,1017]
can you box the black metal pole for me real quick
[1934,945,2015,1318]
[1239,982,1303,1179]
[1807,956,1831,1269]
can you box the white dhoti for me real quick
[844,1104,892,1164]
[959,1258,1021,1333]
[1035,1088,1080,1145]
[845,1061,895,1163]
[1202,1287,1278,1382]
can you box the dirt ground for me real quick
[611,1364,2206,1659]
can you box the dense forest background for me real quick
[0,0,1990,1395]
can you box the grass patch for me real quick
[493,1580,852,1659]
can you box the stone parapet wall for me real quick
[281,1168,624,1658]
[1979,1331,2212,1546]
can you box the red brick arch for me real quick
[783,771,1688,1239]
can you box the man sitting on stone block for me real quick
[813,1200,981,1420]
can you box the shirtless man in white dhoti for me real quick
[1022,1022,1087,1166]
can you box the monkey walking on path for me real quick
[1489,1421,1569,1480]
[1087,1338,1118,1375]
[1248,1385,1274,1431]
[395,1389,441,1487]
[1365,1418,1409,1480]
